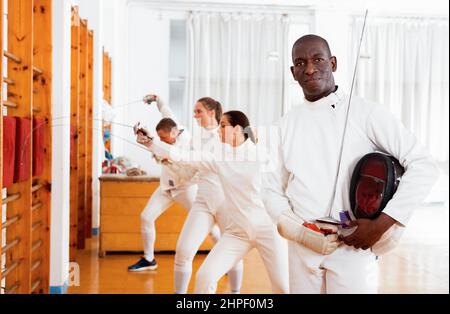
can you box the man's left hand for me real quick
[339,213,397,250]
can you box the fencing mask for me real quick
[349,152,404,220]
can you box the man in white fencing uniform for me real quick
[128,104,198,272]
[263,34,439,293]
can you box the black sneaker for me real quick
[127,257,158,272]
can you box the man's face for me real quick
[290,39,337,102]
[157,128,178,145]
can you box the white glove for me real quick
[337,218,404,256]
[136,133,153,148]
[143,94,158,105]
[277,209,339,255]
[133,122,151,136]
[372,223,404,256]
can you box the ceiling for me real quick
[126,0,449,15]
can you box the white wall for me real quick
[321,0,448,15]
[50,0,105,290]
[50,0,72,291]
[75,0,104,236]
[102,0,129,159]
[312,9,353,92]
[114,5,180,176]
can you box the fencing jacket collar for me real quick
[303,86,345,110]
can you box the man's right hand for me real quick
[136,133,153,148]
[143,94,158,104]
[277,209,339,255]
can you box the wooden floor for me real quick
[68,204,449,294]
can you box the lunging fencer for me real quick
[142,95,244,294]
[263,34,439,293]
[137,111,289,294]
[127,101,199,272]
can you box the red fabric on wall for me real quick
[14,117,32,183]
[2,116,16,187]
[33,118,46,177]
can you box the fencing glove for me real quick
[371,223,404,256]
[277,209,339,255]
[136,133,151,146]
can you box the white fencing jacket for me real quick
[150,139,275,240]
[263,87,439,227]
[190,127,225,214]
[154,102,198,192]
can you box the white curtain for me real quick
[184,11,290,130]
[353,16,449,162]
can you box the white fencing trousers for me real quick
[173,206,243,294]
[194,224,289,294]
[140,185,197,262]
[288,241,379,294]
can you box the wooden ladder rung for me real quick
[31,259,42,272]
[32,202,43,212]
[1,237,21,254]
[3,50,22,63]
[32,183,43,193]
[3,77,15,85]
[2,192,21,204]
[32,221,43,232]
[32,240,43,252]
[33,66,43,75]
[2,214,21,230]
[2,100,18,109]
[1,260,21,279]
[31,278,41,293]
[5,281,20,294]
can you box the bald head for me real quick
[290,34,337,102]
[292,34,332,59]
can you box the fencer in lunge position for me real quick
[263,34,439,293]
[142,95,244,294]
[128,101,199,272]
[137,110,289,294]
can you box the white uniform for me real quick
[154,101,243,294]
[140,105,198,263]
[150,139,290,294]
[173,127,244,294]
[263,88,439,293]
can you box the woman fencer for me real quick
[137,110,289,294]
[145,95,244,294]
